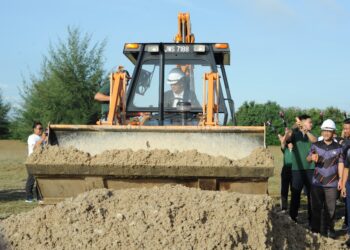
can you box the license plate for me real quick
[164,45,190,53]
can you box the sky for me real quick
[1,0,349,116]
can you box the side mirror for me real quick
[136,69,152,95]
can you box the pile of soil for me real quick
[0,186,345,249]
[27,146,274,167]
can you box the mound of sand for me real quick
[27,146,274,168]
[0,186,345,249]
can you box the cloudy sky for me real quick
[1,0,349,114]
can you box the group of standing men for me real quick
[279,115,350,244]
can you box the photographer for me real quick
[25,121,47,203]
[286,114,317,225]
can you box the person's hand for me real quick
[296,117,311,133]
[278,134,286,144]
[295,117,302,130]
[338,179,342,191]
[41,132,47,142]
[311,153,319,163]
[341,186,347,197]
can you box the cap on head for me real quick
[321,119,336,131]
[167,68,186,85]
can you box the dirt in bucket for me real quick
[27,146,274,168]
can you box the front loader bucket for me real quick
[48,125,266,160]
[27,125,273,204]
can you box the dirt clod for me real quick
[0,186,346,249]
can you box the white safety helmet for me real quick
[167,68,185,85]
[321,119,336,131]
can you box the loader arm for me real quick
[174,12,197,94]
[201,72,220,126]
[174,12,195,43]
[97,71,128,125]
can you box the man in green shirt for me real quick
[287,114,317,224]
[94,81,110,120]
[278,131,293,212]
[94,65,131,120]
[94,66,131,120]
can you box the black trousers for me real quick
[25,173,38,200]
[345,197,348,226]
[311,186,338,233]
[290,169,314,223]
[280,166,292,210]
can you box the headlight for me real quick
[193,45,206,52]
[145,45,159,52]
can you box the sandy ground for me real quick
[1,140,348,249]
[0,185,346,250]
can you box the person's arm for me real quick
[34,133,47,148]
[283,128,292,142]
[342,168,349,197]
[341,148,350,197]
[95,82,110,102]
[278,133,286,150]
[94,92,110,102]
[305,131,317,143]
[338,162,344,190]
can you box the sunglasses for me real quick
[37,127,43,130]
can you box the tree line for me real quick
[0,27,106,140]
[235,101,347,145]
[0,28,348,144]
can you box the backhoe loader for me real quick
[26,13,273,204]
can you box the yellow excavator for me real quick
[27,13,272,204]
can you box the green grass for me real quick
[267,146,283,198]
[0,140,37,219]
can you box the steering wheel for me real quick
[166,97,185,107]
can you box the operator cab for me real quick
[124,43,235,125]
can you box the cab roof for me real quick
[123,43,230,66]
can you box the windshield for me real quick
[129,59,212,111]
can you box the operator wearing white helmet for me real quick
[164,68,200,108]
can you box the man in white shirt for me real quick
[25,121,46,202]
